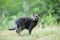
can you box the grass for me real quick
[0,25,60,40]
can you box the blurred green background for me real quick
[0,0,60,30]
[0,0,60,40]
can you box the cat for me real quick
[8,13,40,35]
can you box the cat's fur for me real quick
[8,13,40,35]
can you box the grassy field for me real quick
[0,25,60,40]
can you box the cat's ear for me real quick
[38,13,40,16]
[33,12,40,16]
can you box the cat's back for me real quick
[15,17,33,24]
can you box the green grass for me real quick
[0,26,60,40]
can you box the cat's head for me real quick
[33,13,40,21]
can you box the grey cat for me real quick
[8,13,40,35]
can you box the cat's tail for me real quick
[8,27,16,30]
